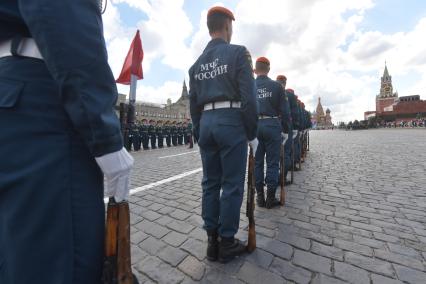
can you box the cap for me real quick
[276,75,287,81]
[256,57,270,65]
[207,6,235,21]
[286,88,294,94]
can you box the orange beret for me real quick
[207,6,235,21]
[276,75,287,81]
[256,57,270,65]
[286,88,294,93]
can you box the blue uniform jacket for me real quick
[286,90,300,130]
[189,38,258,140]
[255,75,290,133]
[0,1,122,157]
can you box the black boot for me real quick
[218,237,247,263]
[206,230,219,261]
[266,187,280,209]
[256,187,266,207]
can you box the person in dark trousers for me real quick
[254,58,289,209]
[189,6,258,263]
[0,2,134,283]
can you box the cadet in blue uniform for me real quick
[157,120,164,148]
[171,121,178,146]
[164,121,172,147]
[0,2,134,283]
[148,119,157,149]
[286,88,300,178]
[254,58,288,208]
[139,119,150,150]
[276,75,293,185]
[294,97,303,168]
[189,6,258,263]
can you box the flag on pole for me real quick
[116,30,144,84]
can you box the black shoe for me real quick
[206,230,219,261]
[256,190,266,207]
[218,237,246,263]
[284,180,292,186]
[266,187,280,209]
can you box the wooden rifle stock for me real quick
[246,148,256,253]
[280,143,285,206]
[103,198,136,284]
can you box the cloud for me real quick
[103,0,426,123]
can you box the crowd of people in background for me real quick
[125,118,194,151]
[339,118,426,130]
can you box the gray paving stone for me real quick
[311,274,348,284]
[157,245,188,266]
[394,264,426,284]
[162,230,188,247]
[293,249,332,275]
[180,238,206,261]
[135,220,171,238]
[139,236,167,255]
[131,230,149,245]
[374,249,424,271]
[135,256,185,284]
[270,257,312,284]
[373,232,400,243]
[311,241,344,261]
[178,255,205,281]
[371,274,403,284]
[244,248,274,269]
[166,219,195,234]
[202,266,244,284]
[277,232,311,250]
[344,252,394,277]
[353,234,385,249]
[334,238,373,256]
[237,261,284,284]
[334,261,370,284]
[260,238,293,260]
[387,242,422,259]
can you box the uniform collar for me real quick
[256,75,269,80]
[205,38,228,50]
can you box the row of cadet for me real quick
[254,69,313,209]
[124,119,194,151]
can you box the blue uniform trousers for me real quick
[150,134,157,149]
[294,133,301,162]
[0,58,104,284]
[198,109,247,238]
[141,133,149,149]
[254,118,281,191]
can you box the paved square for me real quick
[125,129,426,283]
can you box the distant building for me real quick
[312,97,332,128]
[117,80,190,122]
[364,63,426,122]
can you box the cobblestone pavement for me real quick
[125,129,426,284]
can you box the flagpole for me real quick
[127,74,137,126]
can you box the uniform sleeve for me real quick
[279,88,290,133]
[18,0,122,157]
[189,66,202,141]
[236,47,258,140]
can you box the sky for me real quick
[102,0,426,123]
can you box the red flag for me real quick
[116,30,144,85]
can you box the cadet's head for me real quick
[276,75,287,89]
[286,88,294,95]
[255,57,270,76]
[207,6,235,43]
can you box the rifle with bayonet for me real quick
[246,148,256,252]
[103,198,138,284]
[279,142,285,206]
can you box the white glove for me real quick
[292,130,298,139]
[281,132,288,145]
[248,138,259,157]
[95,147,134,202]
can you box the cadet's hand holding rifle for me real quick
[281,132,288,145]
[95,147,134,202]
[249,138,259,156]
[292,130,298,139]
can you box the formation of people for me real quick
[125,119,194,150]
[189,6,313,264]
